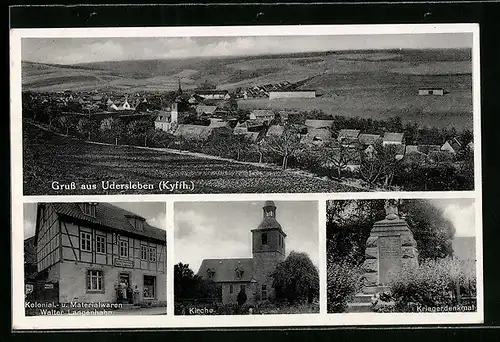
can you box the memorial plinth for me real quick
[360,201,419,295]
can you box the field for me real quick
[23,123,357,195]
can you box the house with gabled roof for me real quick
[301,128,333,146]
[250,110,275,123]
[382,132,405,146]
[441,137,462,154]
[266,125,285,137]
[195,105,218,116]
[304,120,333,129]
[32,202,166,307]
[337,129,360,143]
[197,201,287,305]
[174,124,232,141]
[194,89,231,100]
[358,134,381,146]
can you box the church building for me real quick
[197,201,287,305]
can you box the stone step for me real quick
[361,286,390,294]
[347,302,373,313]
[351,293,374,304]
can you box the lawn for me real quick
[23,123,357,195]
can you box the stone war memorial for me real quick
[349,199,419,313]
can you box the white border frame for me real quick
[10,23,483,330]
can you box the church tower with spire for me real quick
[251,201,287,301]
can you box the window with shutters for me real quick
[80,232,92,252]
[87,270,104,292]
[119,240,128,257]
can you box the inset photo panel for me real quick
[174,200,319,315]
[326,198,481,318]
[23,202,167,316]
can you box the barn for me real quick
[268,90,316,99]
[418,88,445,96]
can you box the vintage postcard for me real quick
[10,23,483,330]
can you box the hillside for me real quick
[21,49,473,129]
[22,48,471,93]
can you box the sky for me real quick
[174,201,319,272]
[429,198,476,238]
[21,33,472,65]
[24,202,166,239]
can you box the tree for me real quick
[76,118,97,141]
[126,120,150,146]
[271,251,319,304]
[399,199,456,260]
[358,142,402,187]
[99,117,125,145]
[231,134,252,161]
[56,116,73,136]
[173,262,221,301]
[263,124,302,170]
[324,140,357,180]
[456,147,474,190]
[237,288,248,306]
[326,200,386,266]
[326,199,456,266]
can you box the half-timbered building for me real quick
[34,202,166,306]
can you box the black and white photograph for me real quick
[23,202,167,316]
[326,198,479,314]
[173,200,319,315]
[16,26,477,195]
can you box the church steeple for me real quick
[251,201,287,302]
[263,200,276,219]
[177,78,183,95]
[252,201,286,257]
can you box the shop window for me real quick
[87,270,103,292]
[143,275,156,299]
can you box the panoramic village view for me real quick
[21,34,474,195]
